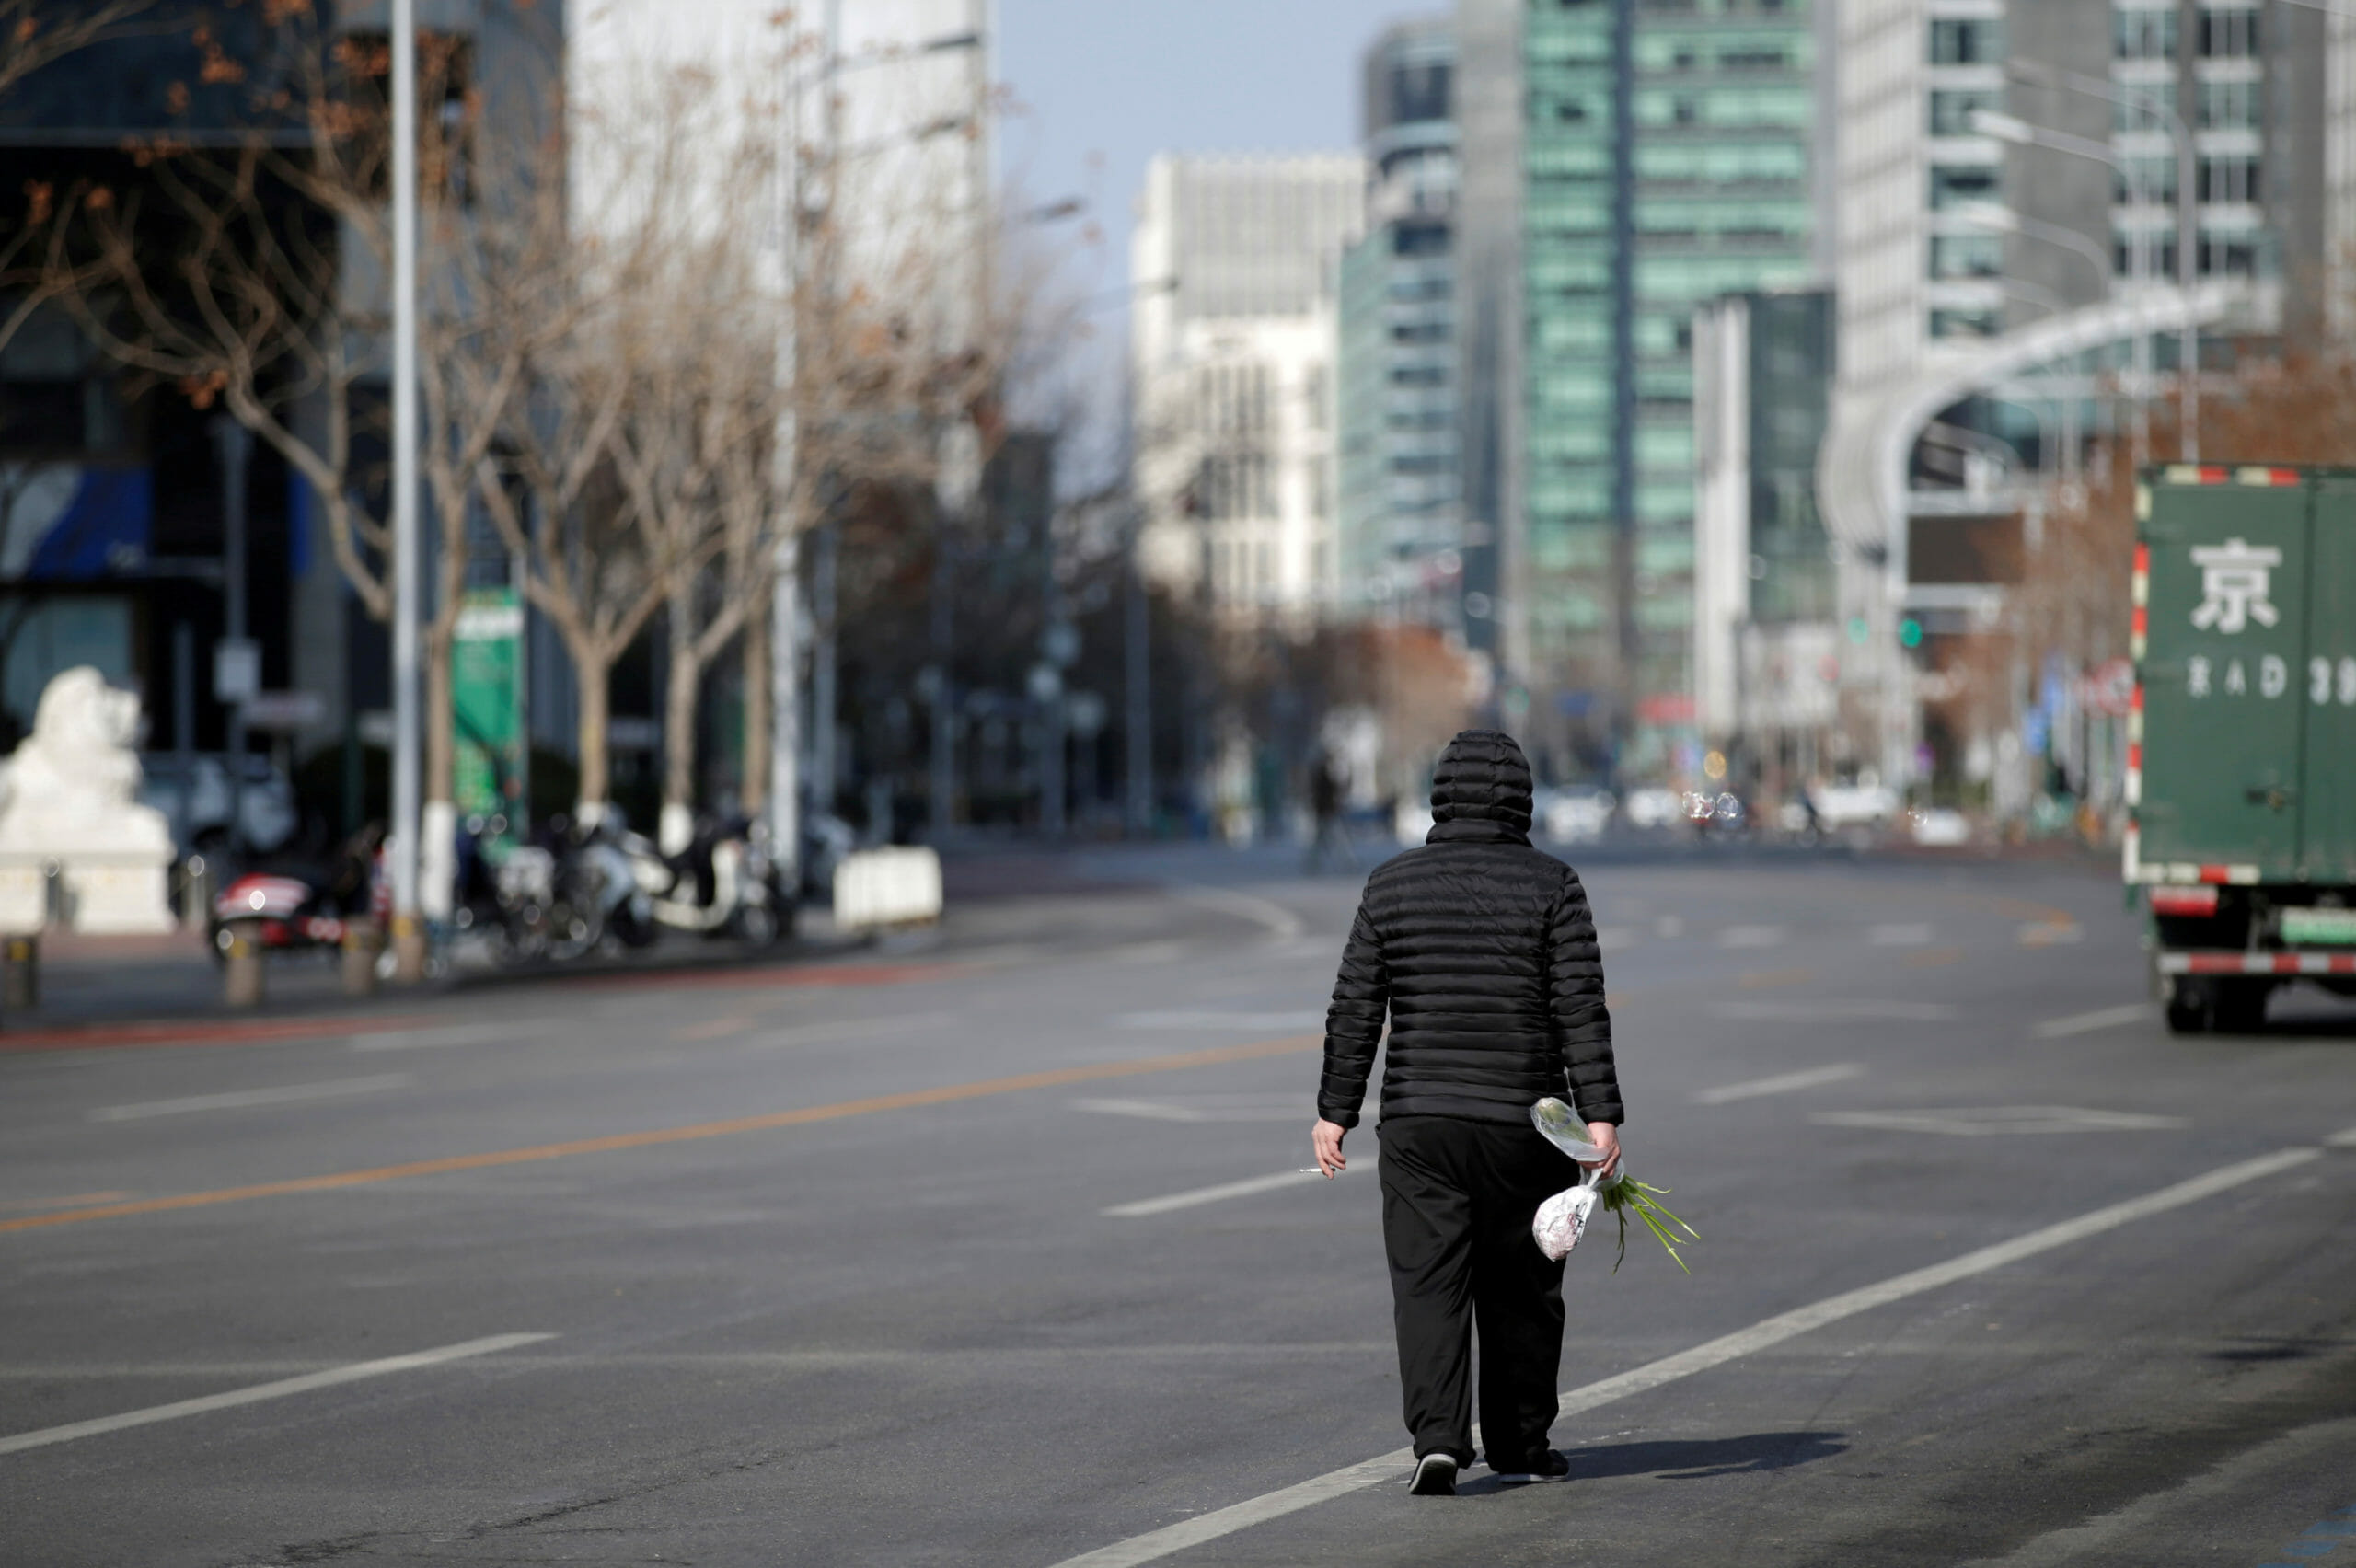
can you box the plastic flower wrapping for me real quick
[1530,1098,1700,1273]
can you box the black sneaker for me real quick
[1489,1449,1571,1484]
[1409,1453,1459,1495]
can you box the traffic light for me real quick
[1899,617,1924,650]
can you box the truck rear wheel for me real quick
[2214,979,2270,1034]
[2164,979,2211,1034]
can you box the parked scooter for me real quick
[536,814,658,962]
[630,813,791,945]
[210,824,387,963]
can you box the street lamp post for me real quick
[2002,62,2201,461]
[387,0,423,981]
[1971,109,2158,464]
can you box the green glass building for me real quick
[1466,0,1821,777]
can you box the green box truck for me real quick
[2132,463,2356,1032]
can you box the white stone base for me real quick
[0,852,176,935]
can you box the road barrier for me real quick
[833,847,943,932]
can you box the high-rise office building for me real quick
[1818,0,2356,789]
[1131,155,1368,618]
[1457,0,1826,779]
[1335,17,1463,629]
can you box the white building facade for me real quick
[1131,155,1367,619]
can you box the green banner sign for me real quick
[452,587,524,823]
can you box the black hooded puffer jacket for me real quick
[1316,730,1621,1130]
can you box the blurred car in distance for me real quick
[1811,778,1900,830]
[1535,785,1615,843]
[1623,786,1684,831]
[1908,806,1972,847]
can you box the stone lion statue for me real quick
[0,666,172,853]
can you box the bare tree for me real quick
[0,0,153,103]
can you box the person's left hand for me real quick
[1311,1118,1348,1177]
[1581,1122,1623,1182]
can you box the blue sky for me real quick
[997,1,1416,296]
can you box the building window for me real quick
[2199,155,2262,204]
[2114,8,2177,60]
[1929,88,2001,138]
[2200,6,2259,59]
[2198,79,2260,131]
[1929,233,2003,280]
[2111,155,2177,203]
[1929,306,2003,340]
[1928,165,2000,210]
[1929,18,2004,65]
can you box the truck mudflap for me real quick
[2157,951,2356,975]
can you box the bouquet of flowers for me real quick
[1530,1097,1699,1273]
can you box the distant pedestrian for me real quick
[1303,749,1357,873]
[1310,729,1623,1496]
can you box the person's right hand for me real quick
[1581,1122,1623,1182]
[1311,1118,1348,1177]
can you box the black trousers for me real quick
[1377,1115,1576,1467]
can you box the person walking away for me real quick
[1303,749,1357,873]
[1310,729,1622,1496]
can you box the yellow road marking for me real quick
[0,1035,1322,1238]
[1738,968,1813,989]
[1904,947,1965,969]
[0,1190,133,1212]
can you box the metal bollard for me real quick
[1,935,36,1011]
[341,917,380,997]
[222,920,265,1008]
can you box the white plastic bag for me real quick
[1532,1176,1599,1261]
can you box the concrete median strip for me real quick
[1045,1145,2327,1568]
[0,1034,1325,1237]
[0,1332,553,1458]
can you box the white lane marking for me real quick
[1713,999,1958,1022]
[2019,922,2085,947]
[0,1332,554,1457]
[2035,1003,2155,1039]
[1692,1063,1865,1105]
[87,1074,412,1124]
[1112,940,1192,964]
[1596,927,1635,953]
[1045,1146,2323,1568]
[1102,1170,1319,1218]
[2326,1126,2356,1149]
[351,1020,555,1053]
[1716,925,1786,949]
[1072,1095,1304,1124]
[1813,1105,2189,1136]
[1177,885,1304,943]
[738,1011,951,1053]
[1114,1010,1324,1032]
[1654,915,1685,939]
[1869,923,1934,947]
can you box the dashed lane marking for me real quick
[736,1012,953,1053]
[1712,999,1958,1023]
[0,1034,1323,1237]
[1692,1063,1864,1105]
[1717,925,1787,950]
[88,1074,412,1123]
[1812,1105,2189,1136]
[350,1020,558,1053]
[1045,1147,2325,1567]
[0,1333,553,1457]
[2034,1003,2154,1039]
[1869,923,1935,947]
[1102,1170,1318,1218]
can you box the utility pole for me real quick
[209,417,250,863]
[1125,512,1152,837]
[387,0,424,981]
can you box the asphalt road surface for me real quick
[3,844,2353,1567]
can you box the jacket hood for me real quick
[1426,729,1533,845]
